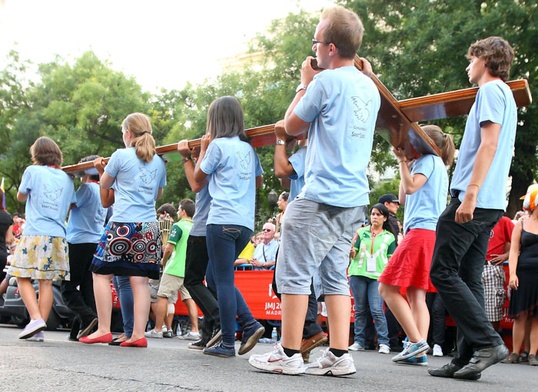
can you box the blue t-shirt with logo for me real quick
[450,80,517,210]
[200,136,263,231]
[104,147,166,222]
[294,66,380,207]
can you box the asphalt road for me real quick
[0,324,536,392]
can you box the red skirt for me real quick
[379,228,437,293]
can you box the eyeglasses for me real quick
[262,229,273,232]
[312,39,331,46]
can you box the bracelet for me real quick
[398,159,407,163]
[181,156,192,164]
[467,183,480,190]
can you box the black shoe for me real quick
[238,322,264,355]
[188,339,208,350]
[206,328,222,349]
[453,344,508,379]
[77,317,98,339]
[428,362,481,380]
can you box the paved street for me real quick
[0,324,536,392]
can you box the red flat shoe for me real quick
[79,333,113,344]
[120,337,147,348]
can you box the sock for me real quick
[283,346,300,357]
[329,348,348,357]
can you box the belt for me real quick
[450,190,460,198]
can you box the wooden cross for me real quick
[61,55,532,174]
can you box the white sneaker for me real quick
[348,342,364,351]
[378,344,391,354]
[178,331,201,341]
[433,344,444,357]
[144,329,163,339]
[27,331,45,342]
[249,343,305,375]
[305,348,356,376]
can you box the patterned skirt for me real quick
[90,221,162,279]
[8,235,69,281]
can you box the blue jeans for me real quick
[113,275,133,338]
[430,198,504,366]
[350,275,389,346]
[206,224,256,347]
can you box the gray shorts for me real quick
[275,198,365,296]
[481,264,506,322]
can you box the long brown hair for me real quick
[421,125,455,167]
[206,96,248,142]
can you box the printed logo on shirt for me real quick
[351,96,374,123]
[43,184,63,201]
[237,150,252,171]
[140,167,157,184]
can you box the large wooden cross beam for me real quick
[61,55,532,174]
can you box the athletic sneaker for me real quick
[392,339,429,362]
[378,344,390,354]
[19,318,47,339]
[144,329,163,339]
[163,329,173,338]
[177,331,201,340]
[249,343,305,375]
[27,331,45,342]
[348,342,364,351]
[397,354,428,366]
[188,339,208,350]
[305,348,356,376]
[433,344,444,357]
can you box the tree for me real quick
[349,0,538,217]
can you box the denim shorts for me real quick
[275,198,365,296]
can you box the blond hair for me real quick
[122,113,156,162]
[320,6,364,59]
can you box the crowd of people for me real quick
[1,3,536,383]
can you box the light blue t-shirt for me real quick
[451,80,517,210]
[104,147,167,222]
[19,165,76,237]
[190,186,211,237]
[294,66,380,207]
[67,182,107,244]
[200,136,263,231]
[251,239,280,270]
[288,146,306,201]
[403,155,448,233]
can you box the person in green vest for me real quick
[145,199,198,339]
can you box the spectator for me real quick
[506,185,538,366]
[0,190,14,282]
[275,192,289,236]
[378,194,401,245]
[146,199,199,340]
[12,213,25,239]
[349,203,395,355]
[250,223,278,270]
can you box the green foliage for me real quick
[349,0,538,217]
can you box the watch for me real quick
[275,139,286,146]
[181,156,192,164]
[295,84,307,93]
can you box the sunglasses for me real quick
[262,229,273,232]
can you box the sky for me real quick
[0,0,334,92]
